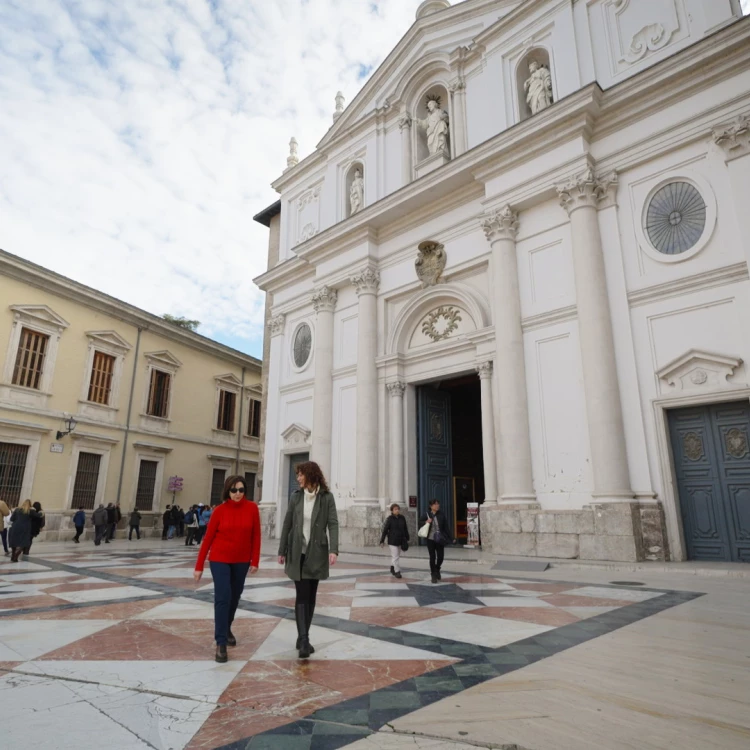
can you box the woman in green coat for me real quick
[277,460,339,659]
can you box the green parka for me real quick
[278,489,339,581]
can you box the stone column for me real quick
[351,266,380,504]
[476,362,498,506]
[310,286,337,477]
[399,114,413,186]
[481,206,535,504]
[450,78,468,157]
[557,169,632,501]
[387,381,406,505]
[263,314,286,533]
[713,114,750,269]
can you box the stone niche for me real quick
[479,502,669,562]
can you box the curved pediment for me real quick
[656,350,744,392]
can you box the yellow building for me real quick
[0,249,262,539]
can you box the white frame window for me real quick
[131,442,170,512]
[79,330,132,421]
[140,351,182,433]
[213,374,242,437]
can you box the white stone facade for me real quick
[255,0,750,562]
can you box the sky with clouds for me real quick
[0,0,425,358]
[1,1,749,359]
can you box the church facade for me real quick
[254,0,750,563]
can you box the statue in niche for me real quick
[524,60,553,115]
[417,95,450,155]
[349,168,364,215]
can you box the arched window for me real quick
[344,161,365,218]
[516,48,554,122]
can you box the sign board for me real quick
[50,443,64,454]
[408,495,417,508]
[465,502,480,548]
[167,476,184,492]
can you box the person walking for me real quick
[105,503,117,543]
[129,509,142,540]
[8,500,37,562]
[92,504,108,546]
[193,476,260,663]
[177,506,185,538]
[72,507,86,543]
[0,497,11,556]
[184,506,199,546]
[168,504,180,539]
[277,460,339,659]
[379,503,410,579]
[162,505,172,540]
[25,501,45,555]
[197,504,211,543]
[421,499,449,584]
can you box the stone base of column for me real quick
[589,490,636,503]
[479,501,669,562]
[499,494,538,505]
[258,503,277,540]
[337,505,383,548]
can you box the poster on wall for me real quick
[465,502,480,548]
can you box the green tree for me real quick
[162,314,200,331]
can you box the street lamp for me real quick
[56,415,78,440]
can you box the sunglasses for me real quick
[229,487,246,494]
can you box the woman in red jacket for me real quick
[193,474,260,663]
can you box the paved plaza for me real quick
[0,540,748,749]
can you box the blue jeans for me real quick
[210,561,250,645]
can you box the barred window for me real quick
[88,351,116,405]
[12,328,49,390]
[0,442,29,508]
[147,369,171,418]
[248,399,261,438]
[71,452,101,510]
[210,468,226,506]
[134,460,158,510]
[244,472,256,501]
[217,390,236,432]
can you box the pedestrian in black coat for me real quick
[9,500,37,562]
[379,503,410,578]
[420,499,450,583]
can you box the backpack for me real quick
[184,510,194,525]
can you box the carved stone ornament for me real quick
[281,423,311,449]
[285,137,299,171]
[625,23,670,63]
[557,169,618,215]
[415,241,446,288]
[267,314,286,337]
[299,223,318,242]
[656,349,743,392]
[398,113,412,131]
[386,381,407,397]
[713,114,750,161]
[725,428,749,459]
[421,306,462,342]
[311,286,338,313]
[351,266,380,295]
[476,361,493,379]
[481,205,519,244]
[683,432,704,462]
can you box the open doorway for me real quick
[416,373,485,543]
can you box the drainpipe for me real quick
[235,366,246,475]
[116,327,142,510]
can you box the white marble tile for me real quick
[0,561,49,572]
[351,596,419,608]
[251,619,346,660]
[49,585,163,603]
[0,571,78,582]
[240,585,297,602]
[456,583,515,592]
[330,588,377,598]
[477,596,552,608]
[314,606,351,620]
[132,597,273,620]
[0,619,116,660]
[562,586,663,602]
[135,567,200,579]
[0,583,49,597]
[428,602,484,613]
[355,582,411,591]
[318,576,359,585]
[23,659,245,703]
[396,612,554,648]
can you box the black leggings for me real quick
[427,540,444,574]
[294,555,319,616]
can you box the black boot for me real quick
[295,604,312,658]
[227,629,237,647]
[215,644,228,663]
[436,570,442,581]
[395,571,403,579]
[390,566,396,577]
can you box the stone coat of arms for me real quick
[415,241,446,288]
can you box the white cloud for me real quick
[0,0,424,356]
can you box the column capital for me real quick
[557,168,618,215]
[481,205,519,244]
[398,113,412,131]
[386,381,407,397]
[475,361,493,379]
[267,314,285,337]
[311,285,337,313]
[351,266,380,295]
[449,77,466,93]
[713,114,750,162]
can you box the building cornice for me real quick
[0,250,262,371]
[253,256,314,295]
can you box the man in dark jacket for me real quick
[379,503,410,578]
[162,505,171,540]
[72,507,86,543]
[105,503,117,542]
[168,504,180,539]
[92,504,108,546]
[129,509,142,540]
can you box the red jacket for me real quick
[195,499,261,570]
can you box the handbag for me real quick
[417,522,430,538]
[400,540,409,552]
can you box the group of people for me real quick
[0,498,45,562]
[161,503,210,542]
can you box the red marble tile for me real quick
[186,706,291,750]
[0,594,68,610]
[269,593,358,609]
[349,606,450,628]
[467,607,581,626]
[140,578,199,590]
[43,582,125,594]
[2,597,172,620]
[94,567,165,577]
[541,594,632,608]
[511,582,578,594]
[448,575,508,584]
[356,574,409,584]
[0,662,21,672]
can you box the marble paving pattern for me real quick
[0,546,701,750]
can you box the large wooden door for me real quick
[668,401,750,562]
[417,387,453,541]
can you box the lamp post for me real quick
[56,415,78,440]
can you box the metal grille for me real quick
[12,328,49,389]
[71,452,101,510]
[0,442,29,508]
[217,390,236,431]
[134,460,158,510]
[210,468,226,506]
[147,369,171,417]
[293,324,312,368]
[88,351,115,404]
[244,472,256,501]
[248,399,261,437]
[646,181,706,255]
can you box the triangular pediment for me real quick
[10,304,69,330]
[214,373,242,388]
[281,423,311,449]
[657,350,744,391]
[85,330,132,352]
[144,350,182,369]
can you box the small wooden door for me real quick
[417,387,453,541]
[668,401,750,562]
[287,453,309,502]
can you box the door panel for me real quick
[418,387,453,540]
